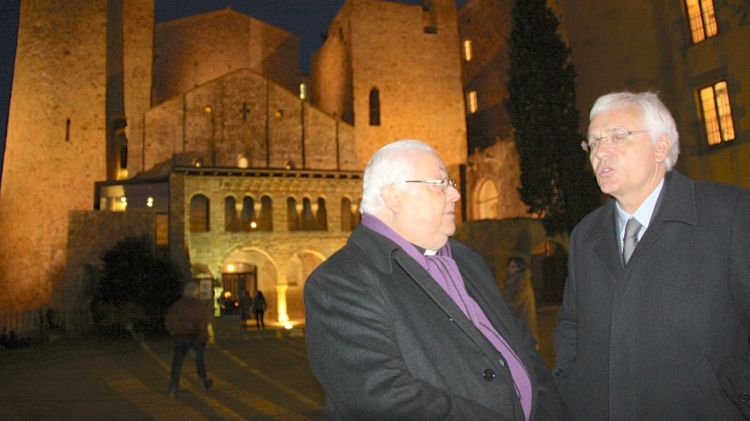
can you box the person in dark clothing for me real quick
[502,257,539,343]
[252,291,267,330]
[165,281,213,397]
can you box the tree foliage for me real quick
[90,236,183,335]
[504,0,600,234]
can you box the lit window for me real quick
[155,213,169,248]
[463,39,473,62]
[467,91,478,114]
[685,0,718,43]
[299,83,307,100]
[699,81,735,146]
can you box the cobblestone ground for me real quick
[0,308,560,420]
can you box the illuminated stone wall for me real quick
[466,139,530,220]
[178,170,362,324]
[458,0,513,152]
[561,0,750,188]
[152,9,300,105]
[141,69,357,173]
[312,0,467,173]
[0,0,155,310]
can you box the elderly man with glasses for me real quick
[304,139,564,420]
[555,91,750,420]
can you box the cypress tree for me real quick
[504,0,600,234]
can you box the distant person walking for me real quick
[165,281,213,397]
[252,291,267,330]
[501,256,539,343]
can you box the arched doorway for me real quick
[222,248,279,323]
[285,251,325,322]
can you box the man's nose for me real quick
[446,184,461,201]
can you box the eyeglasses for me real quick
[402,177,457,192]
[581,128,650,153]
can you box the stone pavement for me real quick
[0,309,560,420]
[0,318,325,421]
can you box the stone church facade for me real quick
[0,0,471,326]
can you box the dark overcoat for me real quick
[305,224,565,420]
[554,170,750,420]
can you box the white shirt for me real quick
[616,178,664,250]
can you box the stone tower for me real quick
[0,0,154,309]
[312,0,467,172]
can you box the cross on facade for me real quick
[240,102,250,120]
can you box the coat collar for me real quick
[584,170,697,275]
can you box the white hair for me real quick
[590,91,680,171]
[360,139,436,215]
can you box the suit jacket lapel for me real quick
[591,201,625,280]
[627,171,697,263]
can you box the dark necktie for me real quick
[622,217,641,264]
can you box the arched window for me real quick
[369,88,380,126]
[190,194,210,232]
[341,197,353,231]
[225,196,239,232]
[287,197,299,231]
[259,195,273,231]
[241,196,255,231]
[316,198,328,231]
[476,179,499,220]
[301,198,316,231]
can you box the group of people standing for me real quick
[304,91,750,420]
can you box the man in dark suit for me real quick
[305,139,564,420]
[554,91,750,420]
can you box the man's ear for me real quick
[381,184,401,213]
[655,134,671,163]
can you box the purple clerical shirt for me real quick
[361,214,532,420]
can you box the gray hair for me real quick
[360,139,436,215]
[590,91,680,171]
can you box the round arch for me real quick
[284,249,327,323]
[475,178,499,220]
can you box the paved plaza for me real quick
[0,308,559,420]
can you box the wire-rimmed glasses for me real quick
[581,128,650,153]
[402,177,457,192]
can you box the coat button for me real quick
[483,369,496,382]
[739,393,750,403]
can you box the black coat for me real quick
[305,224,565,420]
[555,170,750,420]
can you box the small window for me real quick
[685,0,718,43]
[155,213,169,248]
[299,83,307,100]
[699,81,735,145]
[190,194,210,232]
[287,197,299,231]
[369,88,381,126]
[467,91,478,114]
[259,195,273,231]
[316,197,328,231]
[225,196,239,232]
[463,39,473,62]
